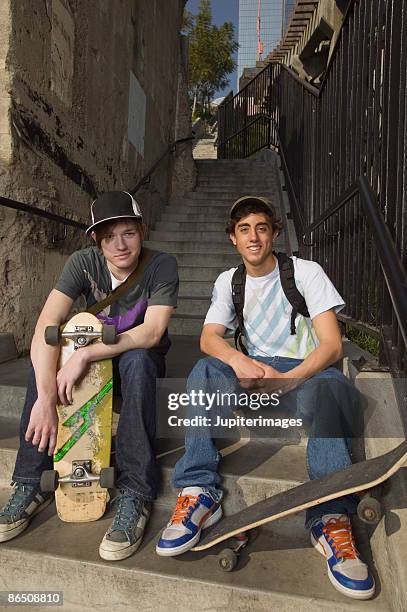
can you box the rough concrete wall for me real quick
[0,0,12,164]
[171,36,197,197]
[0,0,189,352]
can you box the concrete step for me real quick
[155,221,228,232]
[168,198,242,208]
[0,333,18,364]
[194,183,277,192]
[0,487,387,612]
[0,416,308,513]
[172,191,276,202]
[195,160,271,167]
[0,358,30,420]
[144,240,236,254]
[176,296,211,316]
[175,252,242,267]
[195,171,275,178]
[150,230,231,244]
[178,266,226,281]
[196,175,275,182]
[178,280,214,296]
[169,313,204,335]
[146,240,286,256]
[161,208,231,221]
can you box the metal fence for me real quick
[218,0,407,377]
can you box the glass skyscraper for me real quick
[238,0,295,81]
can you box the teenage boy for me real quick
[0,191,178,561]
[157,196,375,600]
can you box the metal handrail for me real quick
[300,176,407,350]
[359,177,407,348]
[303,182,359,237]
[220,114,272,146]
[0,136,195,228]
[0,196,87,229]
[129,136,195,195]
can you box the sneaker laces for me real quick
[109,493,143,534]
[323,516,359,560]
[1,483,37,517]
[170,494,199,525]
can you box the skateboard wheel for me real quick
[40,469,59,492]
[102,324,117,345]
[100,467,115,489]
[44,326,61,346]
[357,496,383,524]
[218,548,238,572]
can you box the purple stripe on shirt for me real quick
[96,300,148,333]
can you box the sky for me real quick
[185,0,239,98]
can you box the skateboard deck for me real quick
[53,312,113,523]
[194,439,407,551]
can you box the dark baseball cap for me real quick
[229,195,277,218]
[86,191,142,235]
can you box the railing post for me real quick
[267,64,272,148]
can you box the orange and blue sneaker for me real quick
[310,514,375,600]
[156,486,222,556]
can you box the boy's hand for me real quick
[56,349,89,406]
[25,397,58,456]
[249,362,301,395]
[229,353,265,388]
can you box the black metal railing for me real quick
[130,136,194,195]
[218,0,407,376]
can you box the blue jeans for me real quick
[172,356,359,526]
[13,348,165,501]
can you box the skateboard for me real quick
[193,439,407,571]
[40,312,117,522]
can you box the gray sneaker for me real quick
[99,492,150,561]
[0,482,53,542]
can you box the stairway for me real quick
[0,155,392,611]
[146,157,290,337]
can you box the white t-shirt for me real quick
[204,256,345,359]
[110,272,126,290]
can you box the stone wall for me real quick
[0,0,193,352]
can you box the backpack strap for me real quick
[275,252,310,335]
[231,264,248,355]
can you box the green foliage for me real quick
[185,0,238,116]
[222,116,270,158]
[345,325,379,358]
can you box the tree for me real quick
[184,0,238,118]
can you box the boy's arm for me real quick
[200,323,266,381]
[281,309,343,378]
[26,289,74,454]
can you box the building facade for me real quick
[237,0,295,81]
[0,0,194,351]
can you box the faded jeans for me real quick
[172,356,360,526]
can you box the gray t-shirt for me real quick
[55,246,178,354]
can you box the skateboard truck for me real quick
[40,461,116,492]
[44,324,117,349]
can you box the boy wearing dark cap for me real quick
[157,196,374,601]
[0,191,178,561]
